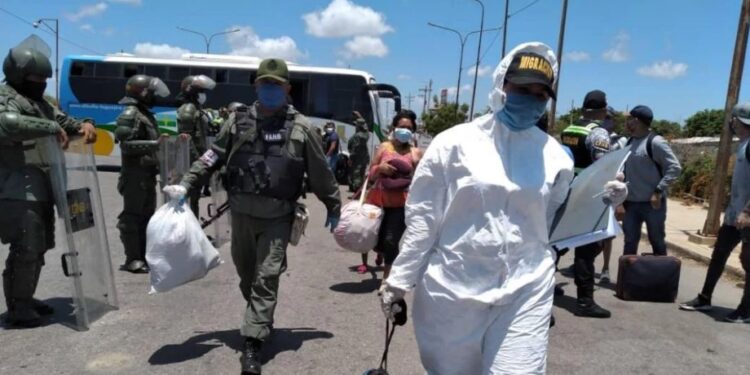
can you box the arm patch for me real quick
[199,149,219,167]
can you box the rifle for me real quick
[200,201,230,229]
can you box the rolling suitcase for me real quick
[616,254,681,302]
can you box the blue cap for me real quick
[629,105,653,126]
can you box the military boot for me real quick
[30,264,53,315]
[240,338,263,375]
[3,271,42,328]
[121,233,149,273]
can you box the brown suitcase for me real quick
[616,254,681,302]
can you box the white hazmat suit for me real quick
[384,42,575,374]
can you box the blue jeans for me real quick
[326,154,339,172]
[622,200,667,256]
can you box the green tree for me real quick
[650,119,682,139]
[684,109,724,137]
[422,103,469,135]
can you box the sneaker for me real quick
[574,302,611,318]
[724,310,750,323]
[679,294,712,311]
[356,264,368,274]
[600,270,610,284]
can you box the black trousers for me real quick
[574,241,603,304]
[700,225,750,314]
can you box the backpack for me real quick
[627,132,662,177]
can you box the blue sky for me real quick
[0,0,747,124]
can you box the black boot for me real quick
[240,338,262,375]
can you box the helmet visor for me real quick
[16,34,51,58]
[149,77,170,97]
[193,75,216,90]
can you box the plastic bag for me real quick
[146,197,222,294]
[334,175,383,253]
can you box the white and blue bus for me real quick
[59,53,401,179]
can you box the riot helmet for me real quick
[179,74,215,105]
[125,74,170,107]
[227,101,245,113]
[3,35,53,100]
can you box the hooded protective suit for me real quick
[384,42,574,374]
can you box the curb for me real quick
[656,233,746,280]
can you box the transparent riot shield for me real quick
[157,136,190,205]
[207,172,231,247]
[38,136,118,331]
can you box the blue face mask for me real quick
[394,128,413,144]
[257,84,286,109]
[495,93,548,131]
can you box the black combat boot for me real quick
[3,271,42,328]
[240,338,263,374]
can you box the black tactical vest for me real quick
[226,106,305,201]
[560,119,600,172]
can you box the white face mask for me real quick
[197,92,207,105]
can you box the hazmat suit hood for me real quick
[488,41,558,117]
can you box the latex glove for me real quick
[737,211,750,230]
[602,180,628,206]
[324,215,340,233]
[163,185,187,205]
[380,283,406,322]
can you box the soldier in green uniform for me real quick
[173,58,341,374]
[176,75,216,216]
[347,111,370,193]
[0,40,97,327]
[115,74,170,274]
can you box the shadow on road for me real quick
[329,277,380,294]
[553,294,580,316]
[696,306,738,322]
[1,297,78,331]
[148,327,334,365]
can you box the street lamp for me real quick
[177,27,241,54]
[468,0,486,121]
[427,22,501,115]
[32,18,59,107]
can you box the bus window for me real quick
[70,61,94,77]
[95,62,122,78]
[228,69,252,85]
[215,69,228,83]
[168,66,189,81]
[190,67,212,77]
[123,64,143,78]
[144,65,167,80]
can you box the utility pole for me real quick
[547,0,569,131]
[502,0,510,58]
[419,83,430,117]
[469,0,485,121]
[703,0,750,236]
[406,92,414,109]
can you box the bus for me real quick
[59,53,401,181]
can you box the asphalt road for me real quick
[1,171,748,375]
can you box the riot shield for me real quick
[208,172,231,247]
[38,136,118,331]
[157,136,190,205]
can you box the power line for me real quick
[476,0,544,65]
[0,7,103,55]
[509,0,543,18]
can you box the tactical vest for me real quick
[226,106,305,201]
[561,119,600,172]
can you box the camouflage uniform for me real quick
[347,119,370,192]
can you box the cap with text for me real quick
[505,52,556,99]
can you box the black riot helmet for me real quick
[124,74,170,106]
[2,35,53,86]
[179,74,216,94]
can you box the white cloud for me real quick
[80,24,94,32]
[133,42,189,59]
[226,26,305,61]
[397,74,411,80]
[566,51,590,62]
[340,36,388,59]
[445,84,472,96]
[303,0,393,38]
[602,32,630,62]
[637,60,688,79]
[466,65,492,77]
[108,0,142,5]
[66,2,108,22]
